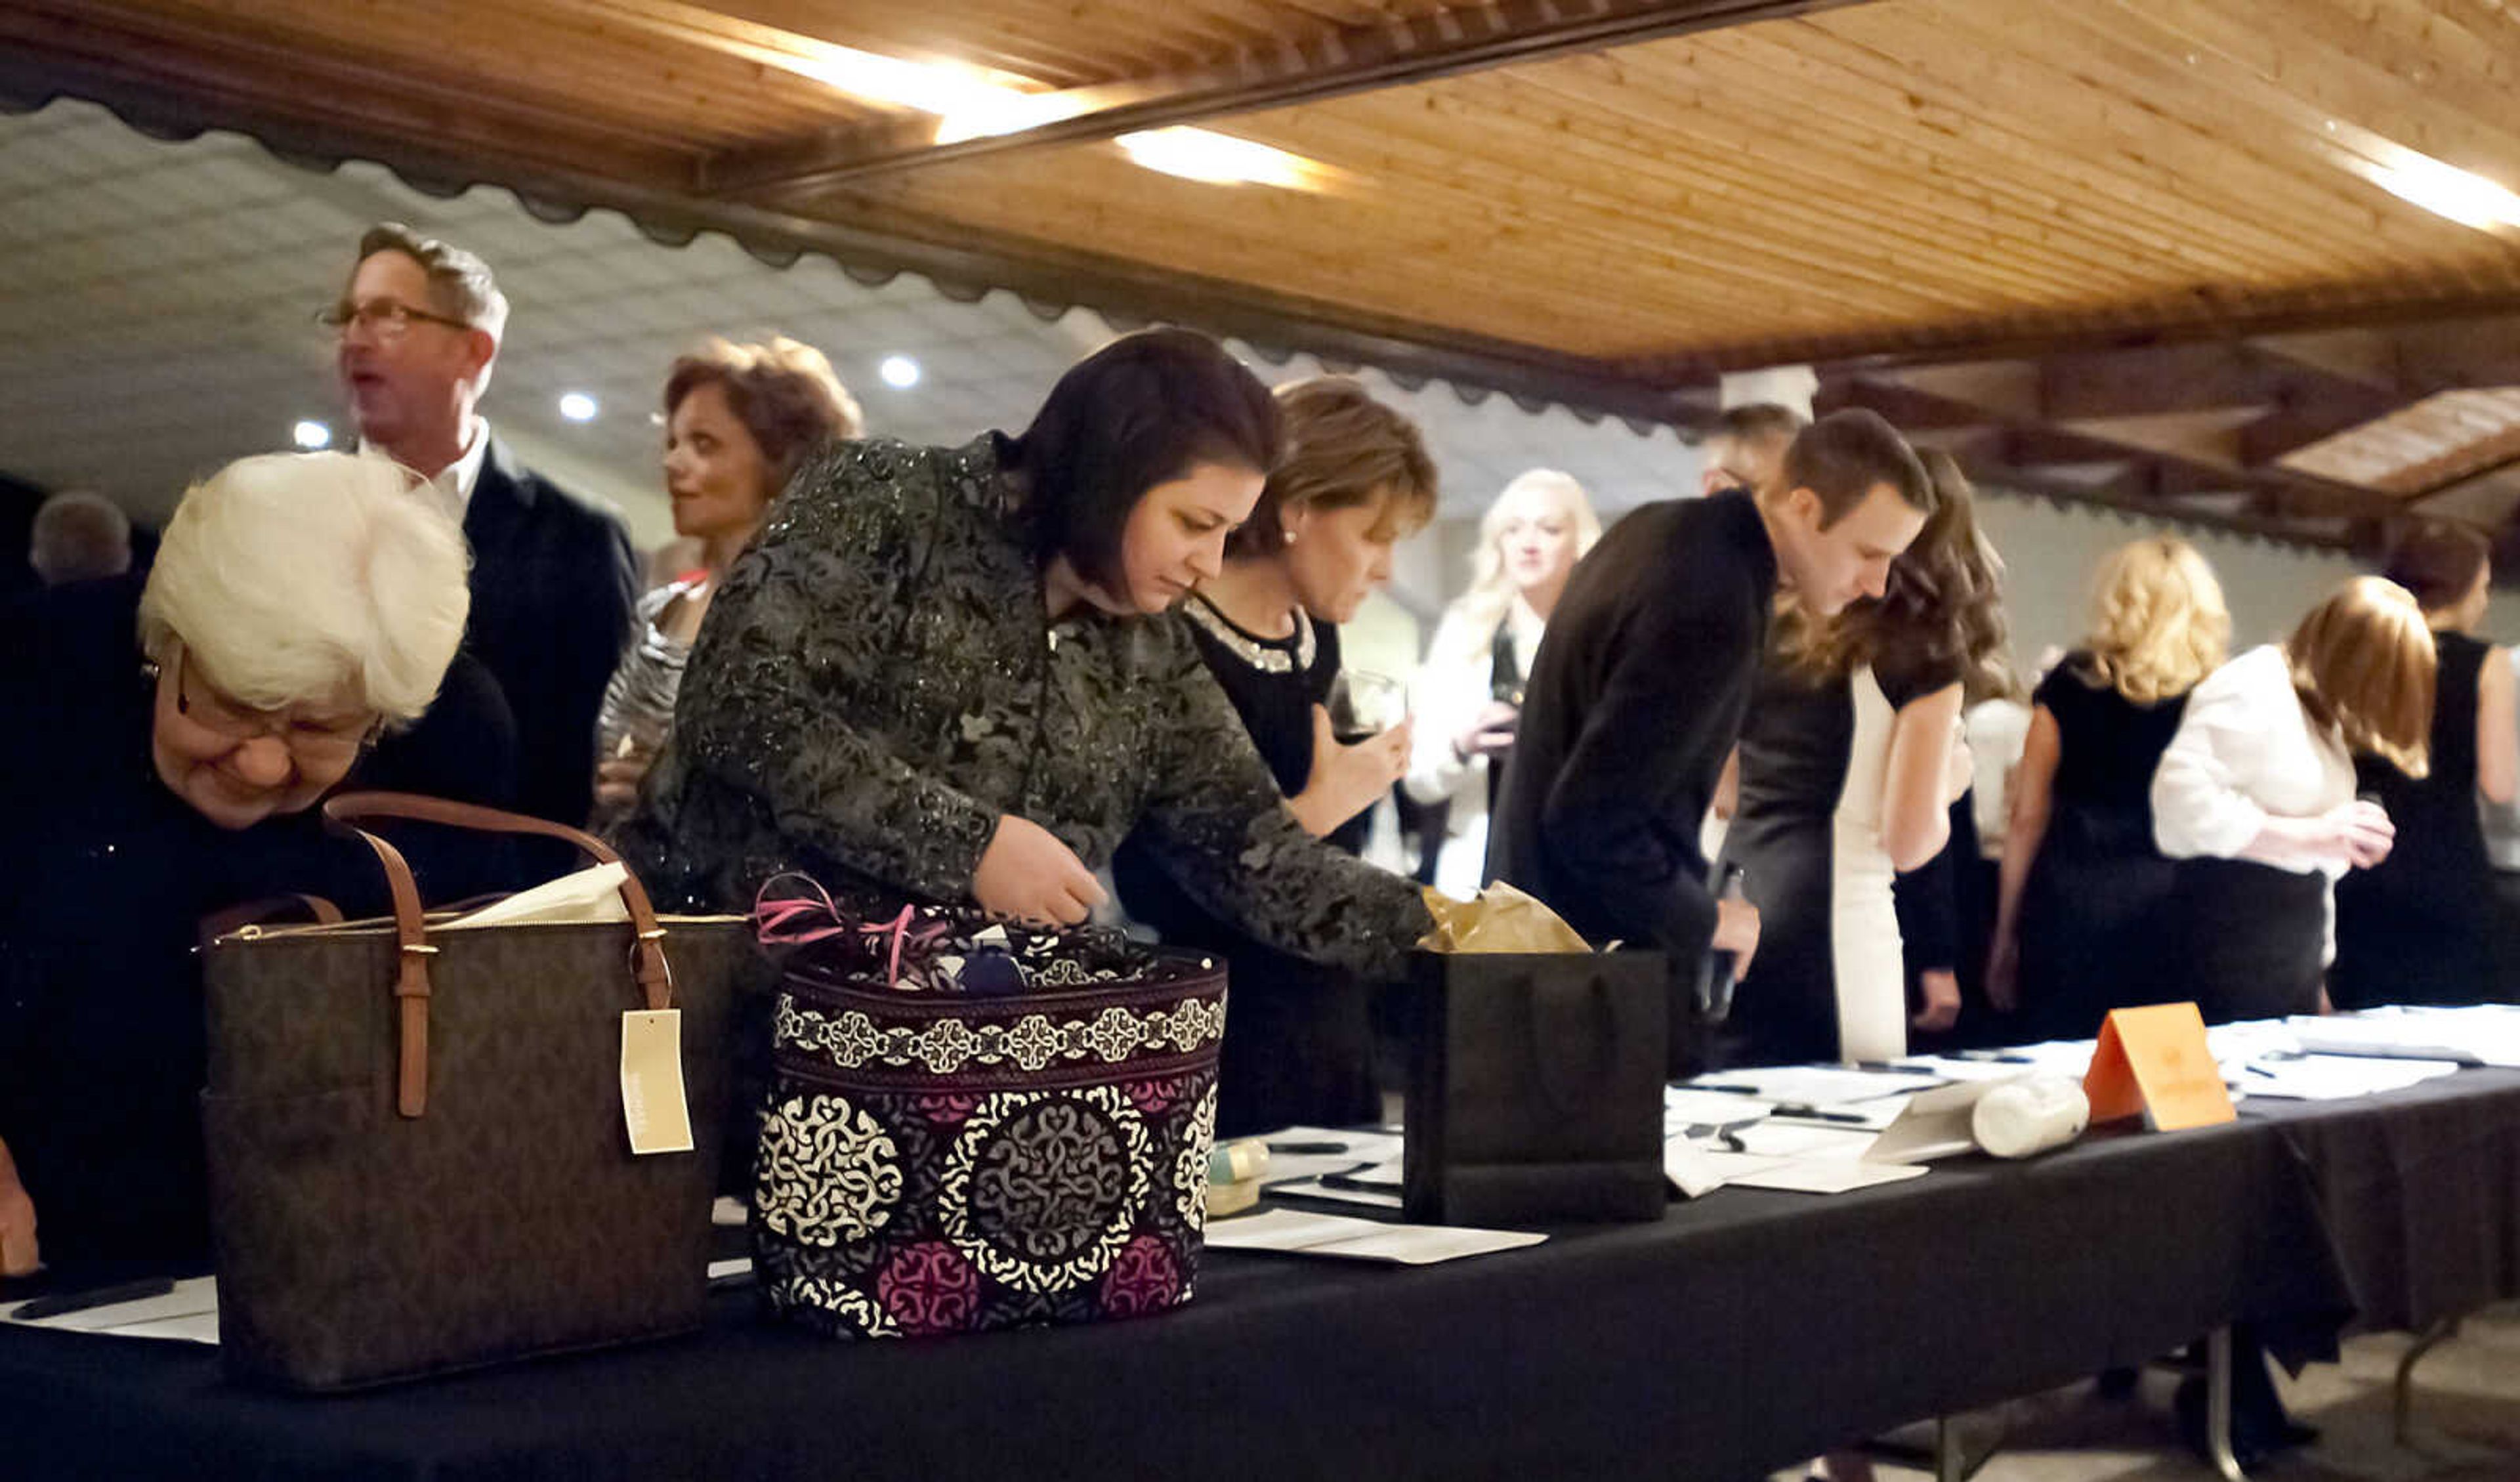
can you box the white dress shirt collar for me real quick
[361,415,490,526]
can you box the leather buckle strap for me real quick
[320,791,681,1118]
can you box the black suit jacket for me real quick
[1486,488,1779,968]
[462,433,637,828]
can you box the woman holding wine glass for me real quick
[1404,469,1602,898]
[1112,374,1437,1135]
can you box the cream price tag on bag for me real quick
[620,1010,694,1155]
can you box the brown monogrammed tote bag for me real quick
[200,793,747,1389]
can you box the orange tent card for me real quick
[2082,1003,2236,1131]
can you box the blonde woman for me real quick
[2153,577,2435,1023]
[1404,469,1601,897]
[1986,538,2229,1038]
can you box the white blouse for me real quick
[2151,645,2355,878]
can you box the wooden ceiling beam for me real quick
[698,0,1879,199]
[2037,345,2280,421]
[1824,371,2401,543]
[2237,382,2408,468]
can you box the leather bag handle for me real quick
[318,790,677,1118]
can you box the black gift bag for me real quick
[1399,950,1668,1225]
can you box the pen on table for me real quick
[1694,1084,1764,1096]
[1765,1103,1872,1126]
[1266,1141,1350,1154]
[7,1277,178,1322]
[1316,1172,1400,1194]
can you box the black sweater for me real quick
[1487,488,1778,967]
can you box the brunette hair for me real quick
[1702,402,1806,493]
[1773,409,1934,526]
[2381,519,2490,614]
[1782,449,2007,695]
[664,336,863,493]
[2287,576,2437,778]
[1007,328,1280,588]
[1228,375,1437,558]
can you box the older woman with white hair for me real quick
[0,452,509,1277]
[1403,469,1602,897]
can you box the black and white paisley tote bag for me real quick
[747,876,1227,1338]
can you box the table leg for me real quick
[1935,1415,1965,1482]
[2205,1326,2246,1482]
[2393,1315,2461,1445]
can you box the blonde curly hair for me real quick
[2080,536,2229,706]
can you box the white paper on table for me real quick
[1662,1088,1778,1128]
[1252,1126,1405,1186]
[2206,1019,2306,1063]
[6,1277,220,1340]
[1664,1139,1788,1198]
[1729,1121,1882,1160]
[1682,1065,1946,1107]
[95,1313,220,1344]
[438,863,631,929]
[1892,1055,2048,1083]
[2290,1006,2520,1068]
[1203,1208,1545,1264]
[1267,1175,1404,1210]
[1726,1159,1931,1195]
[2235,1053,2463,1101]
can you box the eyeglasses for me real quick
[165,648,380,761]
[316,298,472,341]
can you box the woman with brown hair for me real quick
[1721,450,2007,1066]
[2332,522,2517,1007]
[621,328,1433,979]
[592,336,862,823]
[1111,374,1438,1133]
[1986,536,2231,1040]
[2152,576,2435,1023]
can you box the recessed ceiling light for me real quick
[2365,152,2520,231]
[292,419,331,450]
[880,355,921,389]
[559,392,600,423]
[1114,128,1330,190]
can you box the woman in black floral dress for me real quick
[619,329,1433,984]
[1112,375,1438,1133]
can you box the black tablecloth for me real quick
[7,1072,2514,1482]
[2244,1068,2520,1333]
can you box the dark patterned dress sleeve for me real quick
[1130,627,1433,981]
[665,443,1001,901]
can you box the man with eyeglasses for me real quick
[329,222,637,828]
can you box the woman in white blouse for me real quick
[1404,469,1601,897]
[2151,577,2436,1022]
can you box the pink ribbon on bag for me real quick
[751,874,950,988]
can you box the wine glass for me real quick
[1328,669,1408,744]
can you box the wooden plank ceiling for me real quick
[4,0,2519,550]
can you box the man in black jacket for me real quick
[331,222,636,827]
[1487,410,1935,1008]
